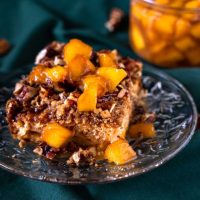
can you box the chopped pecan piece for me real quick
[105,8,125,32]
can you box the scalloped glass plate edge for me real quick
[0,66,198,184]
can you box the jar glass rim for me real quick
[135,0,200,12]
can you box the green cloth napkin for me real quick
[0,0,200,199]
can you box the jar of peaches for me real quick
[130,0,200,67]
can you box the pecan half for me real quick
[105,8,125,32]
[0,39,10,55]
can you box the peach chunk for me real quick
[41,123,74,149]
[175,37,196,51]
[104,139,136,165]
[67,55,95,82]
[83,75,109,96]
[77,85,97,112]
[129,123,156,139]
[131,3,147,21]
[28,65,67,84]
[63,39,93,63]
[185,1,200,9]
[151,41,167,53]
[154,47,184,66]
[146,31,158,43]
[97,67,127,91]
[190,23,200,39]
[98,51,117,68]
[77,75,109,111]
[28,65,47,84]
[131,26,145,50]
[141,9,159,30]
[175,19,190,38]
[45,65,68,82]
[155,15,177,35]
[170,1,184,8]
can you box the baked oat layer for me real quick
[6,39,145,164]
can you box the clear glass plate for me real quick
[0,66,197,184]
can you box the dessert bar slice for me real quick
[6,39,144,165]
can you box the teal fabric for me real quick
[0,0,200,199]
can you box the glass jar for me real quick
[129,0,200,67]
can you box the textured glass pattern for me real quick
[0,67,197,184]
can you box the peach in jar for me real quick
[130,0,200,67]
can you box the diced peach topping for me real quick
[97,67,127,91]
[41,122,74,149]
[28,65,47,83]
[77,75,109,111]
[83,75,109,96]
[77,85,97,112]
[44,65,68,82]
[28,65,67,84]
[63,39,93,63]
[104,139,136,165]
[129,123,156,139]
[29,39,129,112]
[67,55,95,82]
[98,51,117,68]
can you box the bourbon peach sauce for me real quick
[6,39,156,165]
[130,0,200,67]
